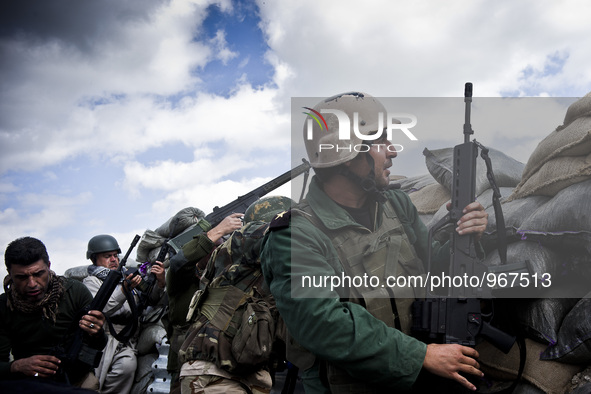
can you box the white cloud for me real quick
[0,191,93,278]
[210,30,239,64]
[258,0,591,98]
[122,153,253,193]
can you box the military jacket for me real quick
[260,176,450,392]
[166,234,216,329]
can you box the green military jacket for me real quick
[166,234,216,329]
[0,277,107,380]
[260,176,450,392]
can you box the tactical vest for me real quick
[289,198,426,391]
[178,221,280,374]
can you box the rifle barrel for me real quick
[168,159,311,253]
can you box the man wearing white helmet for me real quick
[261,92,488,392]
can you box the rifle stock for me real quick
[167,159,311,253]
[412,83,515,354]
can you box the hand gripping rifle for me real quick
[411,83,516,354]
[167,159,311,253]
[59,235,141,381]
[132,223,178,323]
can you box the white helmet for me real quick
[303,92,388,168]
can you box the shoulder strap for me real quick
[104,283,139,343]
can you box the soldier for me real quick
[0,236,107,391]
[178,196,293,394]
[83,234,165,394]
[166,212,244,393]
[260,93,488,392]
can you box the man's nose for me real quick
[386,141,398,158]
[27,276,37,288]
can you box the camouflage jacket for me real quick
[178,220,283,374]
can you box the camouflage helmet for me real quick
[86,234,121,260]
[244,196,294,224]
[303,92,389,168]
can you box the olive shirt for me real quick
[260,176,450,392]
[0,277,107,380]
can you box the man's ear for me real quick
[47,261,51,270]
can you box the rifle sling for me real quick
[475,141,508,265]
[104,282,140,343]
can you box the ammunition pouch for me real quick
[230,299,275,366]
[180,286,277,374]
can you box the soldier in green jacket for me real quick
[0,236,107,390]
[260,92,488,393]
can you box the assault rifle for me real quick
[411,83,515,354]
[167,159,311,253]
[58,234,141,380]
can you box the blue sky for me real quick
[2,0,591,279]
[198,1,274,94]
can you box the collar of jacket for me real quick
[306,176,384,232]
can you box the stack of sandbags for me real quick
[508,92,591,201]
[136,207,206,264]
[481,94,591,296]
[131,319,168,394]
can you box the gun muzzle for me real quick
[465,82,473,98]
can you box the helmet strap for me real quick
[338,152,387,203]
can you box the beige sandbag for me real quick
[509,93,591,202]
[408,182,450,215]
[562,92,591,130]
[509,153,591,200]
[515,92,590,177]
[477,338,583,394]
[520,116,591,182]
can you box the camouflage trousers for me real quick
[169,325,190,394]
[180,375,271,394]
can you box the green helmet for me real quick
[86,234,121,260]
[244,196,294,224]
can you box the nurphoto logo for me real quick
[303,107,418,153]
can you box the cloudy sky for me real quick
[2,0,591,279]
